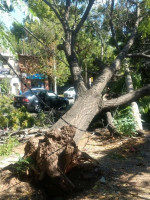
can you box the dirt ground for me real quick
[0,129,150,200]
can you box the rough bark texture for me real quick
[125,69,143,130]
[52,89,103,143]
[106,112,121,136]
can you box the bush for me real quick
[0,95,47,130]
[0,136,19,156]
[113,106,137,136]
[0,78,11,94]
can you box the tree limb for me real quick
[91,2,142,95]
[65,0,71,21]
[74,0,95,35]
[110,2,142,71]
[127,53,150,59]
[103,84,150,110]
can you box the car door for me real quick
[37,90,47,109]
[45,91,58,108]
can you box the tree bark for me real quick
[106,112,120,136]
[125,67,143,130]
[53,88,103,143]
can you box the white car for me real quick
[63,87,76,99]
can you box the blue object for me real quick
[27,74,46,79]
[19,90,22,95]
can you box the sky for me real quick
[0,0,118,30]
[0,0,111,29]
[0,0,28,29]
[0,9,25,29]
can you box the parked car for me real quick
[63,87,76,99]
[14,88,69,112]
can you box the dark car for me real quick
[14,88,69,112]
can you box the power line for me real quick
[0,53,86,132]
[13,18,68,66]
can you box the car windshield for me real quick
[68,88,74,91]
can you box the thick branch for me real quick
[74,0,95,35]
[91,2,142,95]
[127,53,150,59]
[110,3,141,72]
[103,84,150,110]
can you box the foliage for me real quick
[138,96,150,123]
[0,136,19,156]
[10,17,70,86]
[0,78,11,94]
[14,156,34,174]
[0,95,48,130]
[113,106,137,136]
[11,22,26,42]
[139,96,150,114]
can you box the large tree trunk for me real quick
[53,88,103,143]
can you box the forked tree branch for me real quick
[110,2,142,72]
[92,2,142,94]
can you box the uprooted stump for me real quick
[23,126,97,195]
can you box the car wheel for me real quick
[34,104,42,113]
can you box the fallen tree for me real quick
[20,0,150,194]
[2,0,150,195]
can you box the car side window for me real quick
[47,92,56,97]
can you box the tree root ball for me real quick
[24,126,82,193]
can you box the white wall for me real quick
[10,77,21,95]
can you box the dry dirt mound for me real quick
[0,129,150,200]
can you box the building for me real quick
[18,54,50,92]
[0,50,21,95]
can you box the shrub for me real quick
[0,136,19,156]
[113,106,137,136]
[0,78,11,94]
[14,157,34,175]
[0,94,47,130]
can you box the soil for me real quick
[0,129,150,200]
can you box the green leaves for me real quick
[113,106,137,136]
[14,156,34,174]
[0,94,47,130]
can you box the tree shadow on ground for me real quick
[66,133,150,200]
